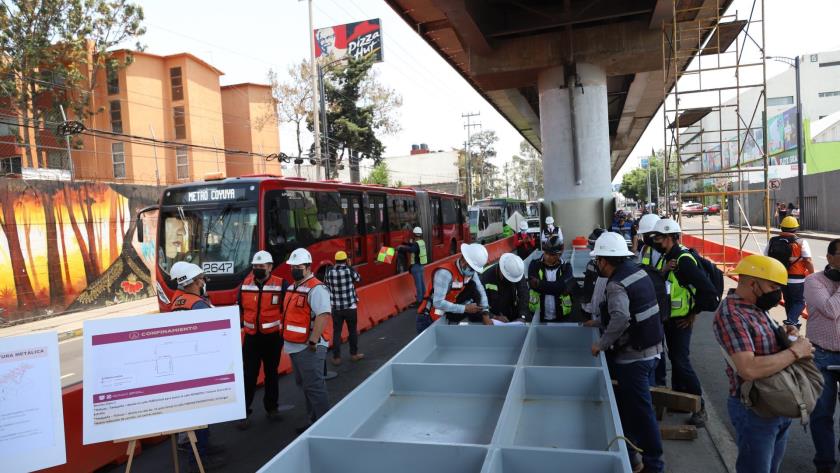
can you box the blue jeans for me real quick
[664,318,704,406]
[652,351,667,387]
[727,396,791,473]
[811,346,840,470]
[410,264,425,304]
[612,358,665,472]
[782,282,805,326]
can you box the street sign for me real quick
[640,158,649,169]
[769,178,781,190]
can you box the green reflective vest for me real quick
[502,224,514,238]
[656,246,697,318]
[640,246,653,266]
[417,239,428,265]
[528,268,572,317]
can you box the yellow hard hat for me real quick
[733,255,788,285]
[335,250,348,261]
[780,216,799,230]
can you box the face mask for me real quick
[643,234,655,247]
[825,265,840,282]
[652,242,667,254]
[755,287,783,311]
[253,268,267,280]
[291,268,305,281]
[547,225,554,231]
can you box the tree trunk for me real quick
[0,187,38,309]
[109,190,118,262]
[42,194,65,306]
[55,194,73,291]
[21,206,41,290]
[80,187,101,277]
[64,187,96,285]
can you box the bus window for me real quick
[265,190,345,262]
[404,197,417,229]
[441,199,457,225]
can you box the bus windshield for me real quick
[158,204,258,287]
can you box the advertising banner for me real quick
[0,332,66,472]
[82,306,245,444]
[768,106,798,155]
[314,18,383,62]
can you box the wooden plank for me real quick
[650,387,701,413]
[660,424,698,440]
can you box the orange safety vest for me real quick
[240,273,285,335]
[780,232,810,278]
[417,260,470,321]
[282,277,332,344]
[170,290,213,311]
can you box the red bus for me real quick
[138,175,469,312]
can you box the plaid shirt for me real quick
[713,292,782,396]
[325,263,361,310]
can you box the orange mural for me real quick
[0,179,160,324]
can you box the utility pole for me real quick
[149,125,161,186]
[59,105,75,182]
[794,55,805,230]
[318,63,330,178]
[504,162,510,198]
[462,112,480,204]
[305,0,321,180]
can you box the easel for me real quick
[116,425,208,473]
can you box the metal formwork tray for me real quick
[259,323,632,473]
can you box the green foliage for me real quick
[509,140,542,200]
[619,152,674,203]
[362,161,389,186]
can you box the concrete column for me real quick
[538,63,613,240]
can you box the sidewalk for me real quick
[730,223,840,241]
[0,297,158,341]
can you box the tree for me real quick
[466,129,498,199]
[362,161,389,186]
[0,0,144,168]
[269,60,312,159]
[619,151,674,204]
[509,140,543,200]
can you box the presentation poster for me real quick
[0,332,66,472]
[82,306,245,444]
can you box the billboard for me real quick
[767,106,798,155]
[314,19,383,62]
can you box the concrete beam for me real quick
[429,0,492,54]
[469,20,662,91]
[486,88,541,149]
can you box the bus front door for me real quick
[341,193,366,269]
[365,193,389,280]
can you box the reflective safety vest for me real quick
[640,246,654,267]
[170,290,213,311]
[282,277,332,344]
[409,239,428,265]
[779,232,810,279]
[603,261,664,350]
[656,245,697,318]
[528,267,572,317]
[418,260,470,321]
[240,273,285,335]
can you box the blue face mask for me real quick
[461,262,475,277]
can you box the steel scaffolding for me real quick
[662,0,769,272]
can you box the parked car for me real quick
[707,204,721,214]
[681,202,703,215]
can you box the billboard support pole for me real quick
[306,0,322,180]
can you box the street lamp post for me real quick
[766,55,805,230]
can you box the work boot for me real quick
[236,417,250,431]
[688,408,708,428]
[330,356,342,366]
[266,410,283,422]
[351,353,365,362]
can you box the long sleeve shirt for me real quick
[432,268,488,314]
[598,281,663,363]
[805,271,840,351]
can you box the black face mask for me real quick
[826,265,840,282]
[291,268,305,281]
[755,288,783,311]
[643,234,655,247]
[652,242,667,254]
[253,268,267,280]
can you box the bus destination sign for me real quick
[185,188,244,203]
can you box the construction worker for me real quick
[398,227,427,307]
[541,216,561,246]
[611,211,633,242]
[513,220,537,260]
[581,228,606,317]
[237,251,287,430]
[282,248,332,432]
[589,232,665,473]
[481,253,529,322]
[417,243,490,332]
[528,235,574,323]
[167,262,224,471]
[765,216,815,327]
[651,218,718,427]
[636,213,662,267]
[714,255,812,473]
[325,251,364,365]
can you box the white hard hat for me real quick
[286,248,313,265]
[518,221,528,231]
[637,214,661,234]
[653,218,681,235]
[252,250,273,265]
[413,226,422,235]
[590,232,635,257]
[499,253,525,282]
[170,261,204,287]
[460,243,488,273]
[545,216,555,225]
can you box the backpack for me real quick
[767,236,799,269]
[682,248,724,307]
[641,265,670,322]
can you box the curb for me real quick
[704,395,738,473]
[729,225,838,242]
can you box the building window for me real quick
[107,64,119,95]
[0,156,22,175]
[170,67,183,101]
[767,96,794,107]
[173,106,186,139]
[110,100,122,133]
[811,54,819,62]
[176,146,189,179]
[112,142,126,179]
[818,90,840,98]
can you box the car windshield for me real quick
[158,204,258,285]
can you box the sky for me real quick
[133,0,840,184]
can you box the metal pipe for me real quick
[567,65,582,186]
[319,64,329,179]
[794,54,805,230]
[307,0,321,180]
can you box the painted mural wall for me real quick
[0,179,161,325]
